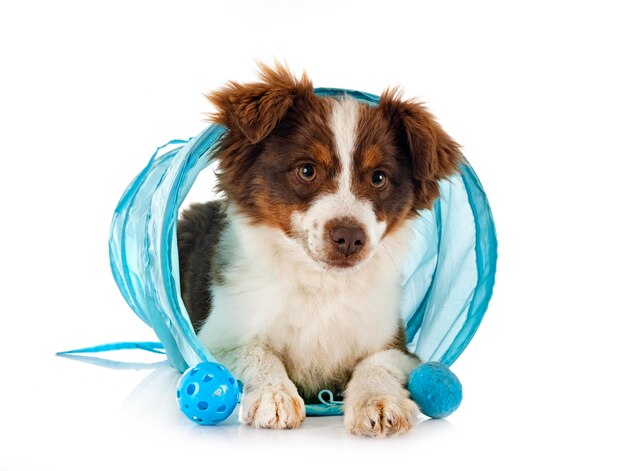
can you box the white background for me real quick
[1,1,625,469]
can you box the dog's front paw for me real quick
[344,394,418,438]
[241,383,305,429]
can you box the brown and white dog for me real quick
[177,64,461,437]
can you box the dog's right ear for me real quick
[207,63,313,144]
[378,87,462,210]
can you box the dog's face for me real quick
[209,64,461,270]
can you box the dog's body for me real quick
[178,64,461,437]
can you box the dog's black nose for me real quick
[330,226,366,257]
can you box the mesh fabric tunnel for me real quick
[109,88,497,416]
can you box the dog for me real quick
[177,63,461,437]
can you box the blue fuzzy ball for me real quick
[407,362,463,419]
[176,362,239,425]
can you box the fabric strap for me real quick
[57,341,166,356]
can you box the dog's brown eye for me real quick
[371,170,387,189]
[297,163,316,182]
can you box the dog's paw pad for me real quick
[345,395,418,438]
[241,384,305,429]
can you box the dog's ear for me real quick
[379,88,462,208]
[207,63,313,144]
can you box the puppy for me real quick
[177,64,461,437]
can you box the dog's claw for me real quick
[241,383,305,429]
[344,394,418,438]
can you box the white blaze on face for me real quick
[291,97,387,265]
[332,95,359,198]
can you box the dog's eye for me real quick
[371,170,387,189]
[297,163,316,182]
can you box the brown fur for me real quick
[378,87,463,211]
[385,324,413,354]
[207,63,312,144]
[310,141,333,167]
[207,63,339,234]
[205,63,461,266]
[351,102,417,235]
[361,145,384,170]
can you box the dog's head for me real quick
[208,64,461,270]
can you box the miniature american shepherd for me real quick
[177,64,461,437]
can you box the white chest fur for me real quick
[197,212,414,395]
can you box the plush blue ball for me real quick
[408,362,463,419]
[176,362,239,425]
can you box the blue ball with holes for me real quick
[176,362,239,425]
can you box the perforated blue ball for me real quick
[408,362,463,419]
[176,362,239,425]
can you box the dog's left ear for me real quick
[379,88,462,208]
[207,63,313,144]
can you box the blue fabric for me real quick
[304,390,344,416]
[56,341,166,356]
[107,88,498,416]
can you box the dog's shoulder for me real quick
[178,200,227,242]
[177,200,228,331]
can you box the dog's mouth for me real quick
[317,258,360,270]
[302,243,369,271]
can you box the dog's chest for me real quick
[269,271,400,385]
[205,252,401,393]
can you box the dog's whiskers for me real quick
[381,241,400,276]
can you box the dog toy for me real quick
[408,362,463,418]
[176,362,239,425]
[106,88,497,425]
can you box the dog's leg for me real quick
[221,343,305,429]
[344,349,420,438]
